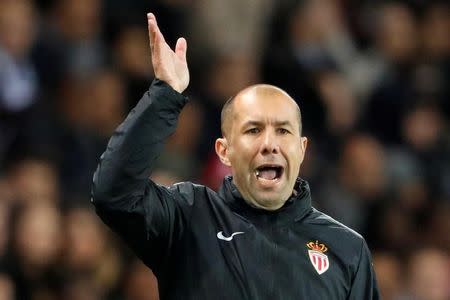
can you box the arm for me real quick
[91,14,190,275]
[347,239,380,300]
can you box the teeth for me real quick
[255,170,260,177]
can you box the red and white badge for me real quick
[307,241,329,275]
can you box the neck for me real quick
[243,197,285,211]
[232,179,291,211]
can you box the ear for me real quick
[215,138,232,167]
[299,137,308,162]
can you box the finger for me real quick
[147,13,166,54]
[175,37,187,62]
[147,13,157,53]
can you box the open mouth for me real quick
[255,164,284,181]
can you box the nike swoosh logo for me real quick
[217,231,245,241]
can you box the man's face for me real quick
[216,87,308,210]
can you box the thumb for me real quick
[175,37,187,62]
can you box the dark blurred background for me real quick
[0,0,449,299]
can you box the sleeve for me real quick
[347,239,380,300]
[90,79,193,275]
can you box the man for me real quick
[91,13,379,300]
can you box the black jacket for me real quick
[91,80,380,300]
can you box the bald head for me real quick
[215,84,308,210]
[221,85,302,137]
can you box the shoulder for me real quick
[307,208,364,240]
[167,181,213,194]
[166,181,217,205]
[304,208,367,259]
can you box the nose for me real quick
[260,130,279,155]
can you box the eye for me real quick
[246,128,260,134]
[277,128,290,135]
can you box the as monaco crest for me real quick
[307,241,329,275]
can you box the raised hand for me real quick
[147,13,189,93]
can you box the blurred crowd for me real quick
[0,0,449,299]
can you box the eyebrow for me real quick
[242,120,294,128]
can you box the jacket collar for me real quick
[218,176,313,227]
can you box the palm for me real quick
[148,13,189,93]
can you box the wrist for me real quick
[165,80,184,94]
[154,78,183,94]
[170,83,184,94]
